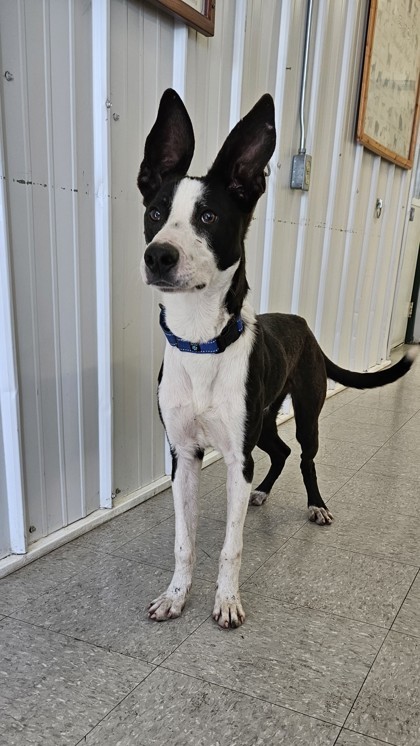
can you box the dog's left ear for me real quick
[138,88,195,205]
[207,94,276,210]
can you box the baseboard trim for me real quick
[0,450,222,579]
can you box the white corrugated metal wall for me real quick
[0,0,99,557]
[0,0,417,567]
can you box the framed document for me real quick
[357,0,420,168]
[147,0,215,37]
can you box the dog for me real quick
[138,89,417,629]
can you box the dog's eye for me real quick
[201,210,217,224]
[149,208,162,222]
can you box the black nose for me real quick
[144,242,179,277]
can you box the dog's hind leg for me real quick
[213,455,253,628]
[148,447,202,621]
[292,401,333,526]
[250,404,291,506]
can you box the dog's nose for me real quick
[144,243,179,276]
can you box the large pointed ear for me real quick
[138,89,195,204]
[207,94,276,210]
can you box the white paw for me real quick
[148,588,188,621]
[308,506,334,525]
[249,490,268,506]
[212,591,245,629]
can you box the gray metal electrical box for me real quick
[291,152,312,190]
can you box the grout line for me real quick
[287,533,420,569]
[333,727,395,746]
[389,566,420,635]
[0,615,155,665]
[157,660,343,731]
[341,627,393,734]
[237,587,397,633]
[73,666,157,745]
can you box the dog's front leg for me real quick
[213,456,253,629]
[148,448,201,621]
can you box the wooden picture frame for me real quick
[357,0,420,169]
[147,0,215,37]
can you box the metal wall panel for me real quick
[110,0,240,496]
[110,0,174,496]
[0,410,10,558]
[238,0,414,373]
[0,0,99,545]
[0,0,417,561]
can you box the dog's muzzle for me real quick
[143,242,179,286]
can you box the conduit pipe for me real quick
[291,0,314,190]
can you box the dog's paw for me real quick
[148,590,187,621]
[249,490,268,506]
[212,592,245,629]
[308,506,333,525]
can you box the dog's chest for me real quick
[159,335,252,453]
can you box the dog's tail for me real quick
[323,346,419,389]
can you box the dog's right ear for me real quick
[206,94,276,211]
[138,89,195,205]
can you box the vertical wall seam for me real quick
[378,171,407,360]
[314,0,357,340]
[92,0,113,508]
[68,0,86,517]
[259,0,291,314]
[19,0,48,536]
[388,142,420,351]
[172,19,188,98]
[0,68,26,556]
[43,0,68,527]
[363,164,395,369]
[349,155,381,368]
[332,144,364,361]
[229,0,246,129]
[290,0,327,314]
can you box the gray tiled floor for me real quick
[1,348,419,745]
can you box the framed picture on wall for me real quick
[147,0,216,37]
[357,0,420,169]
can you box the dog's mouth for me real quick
[148,279,206,292]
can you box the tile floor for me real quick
[1,349,420,745]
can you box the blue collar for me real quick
[159,304,244,354]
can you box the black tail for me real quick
[323,348,418,390]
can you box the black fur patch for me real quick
[242,453,254,483]
[170,444,178,481]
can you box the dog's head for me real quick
[138,89,275,313]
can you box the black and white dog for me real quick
[138,89,416,629]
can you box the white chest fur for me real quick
[158,319,255,461]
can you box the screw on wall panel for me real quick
[375,198,383,218]
[105,98,112,109]
[28,525,36,533]
[111,488,121,500]
[112,112,120,121]
[4,71,14,81]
